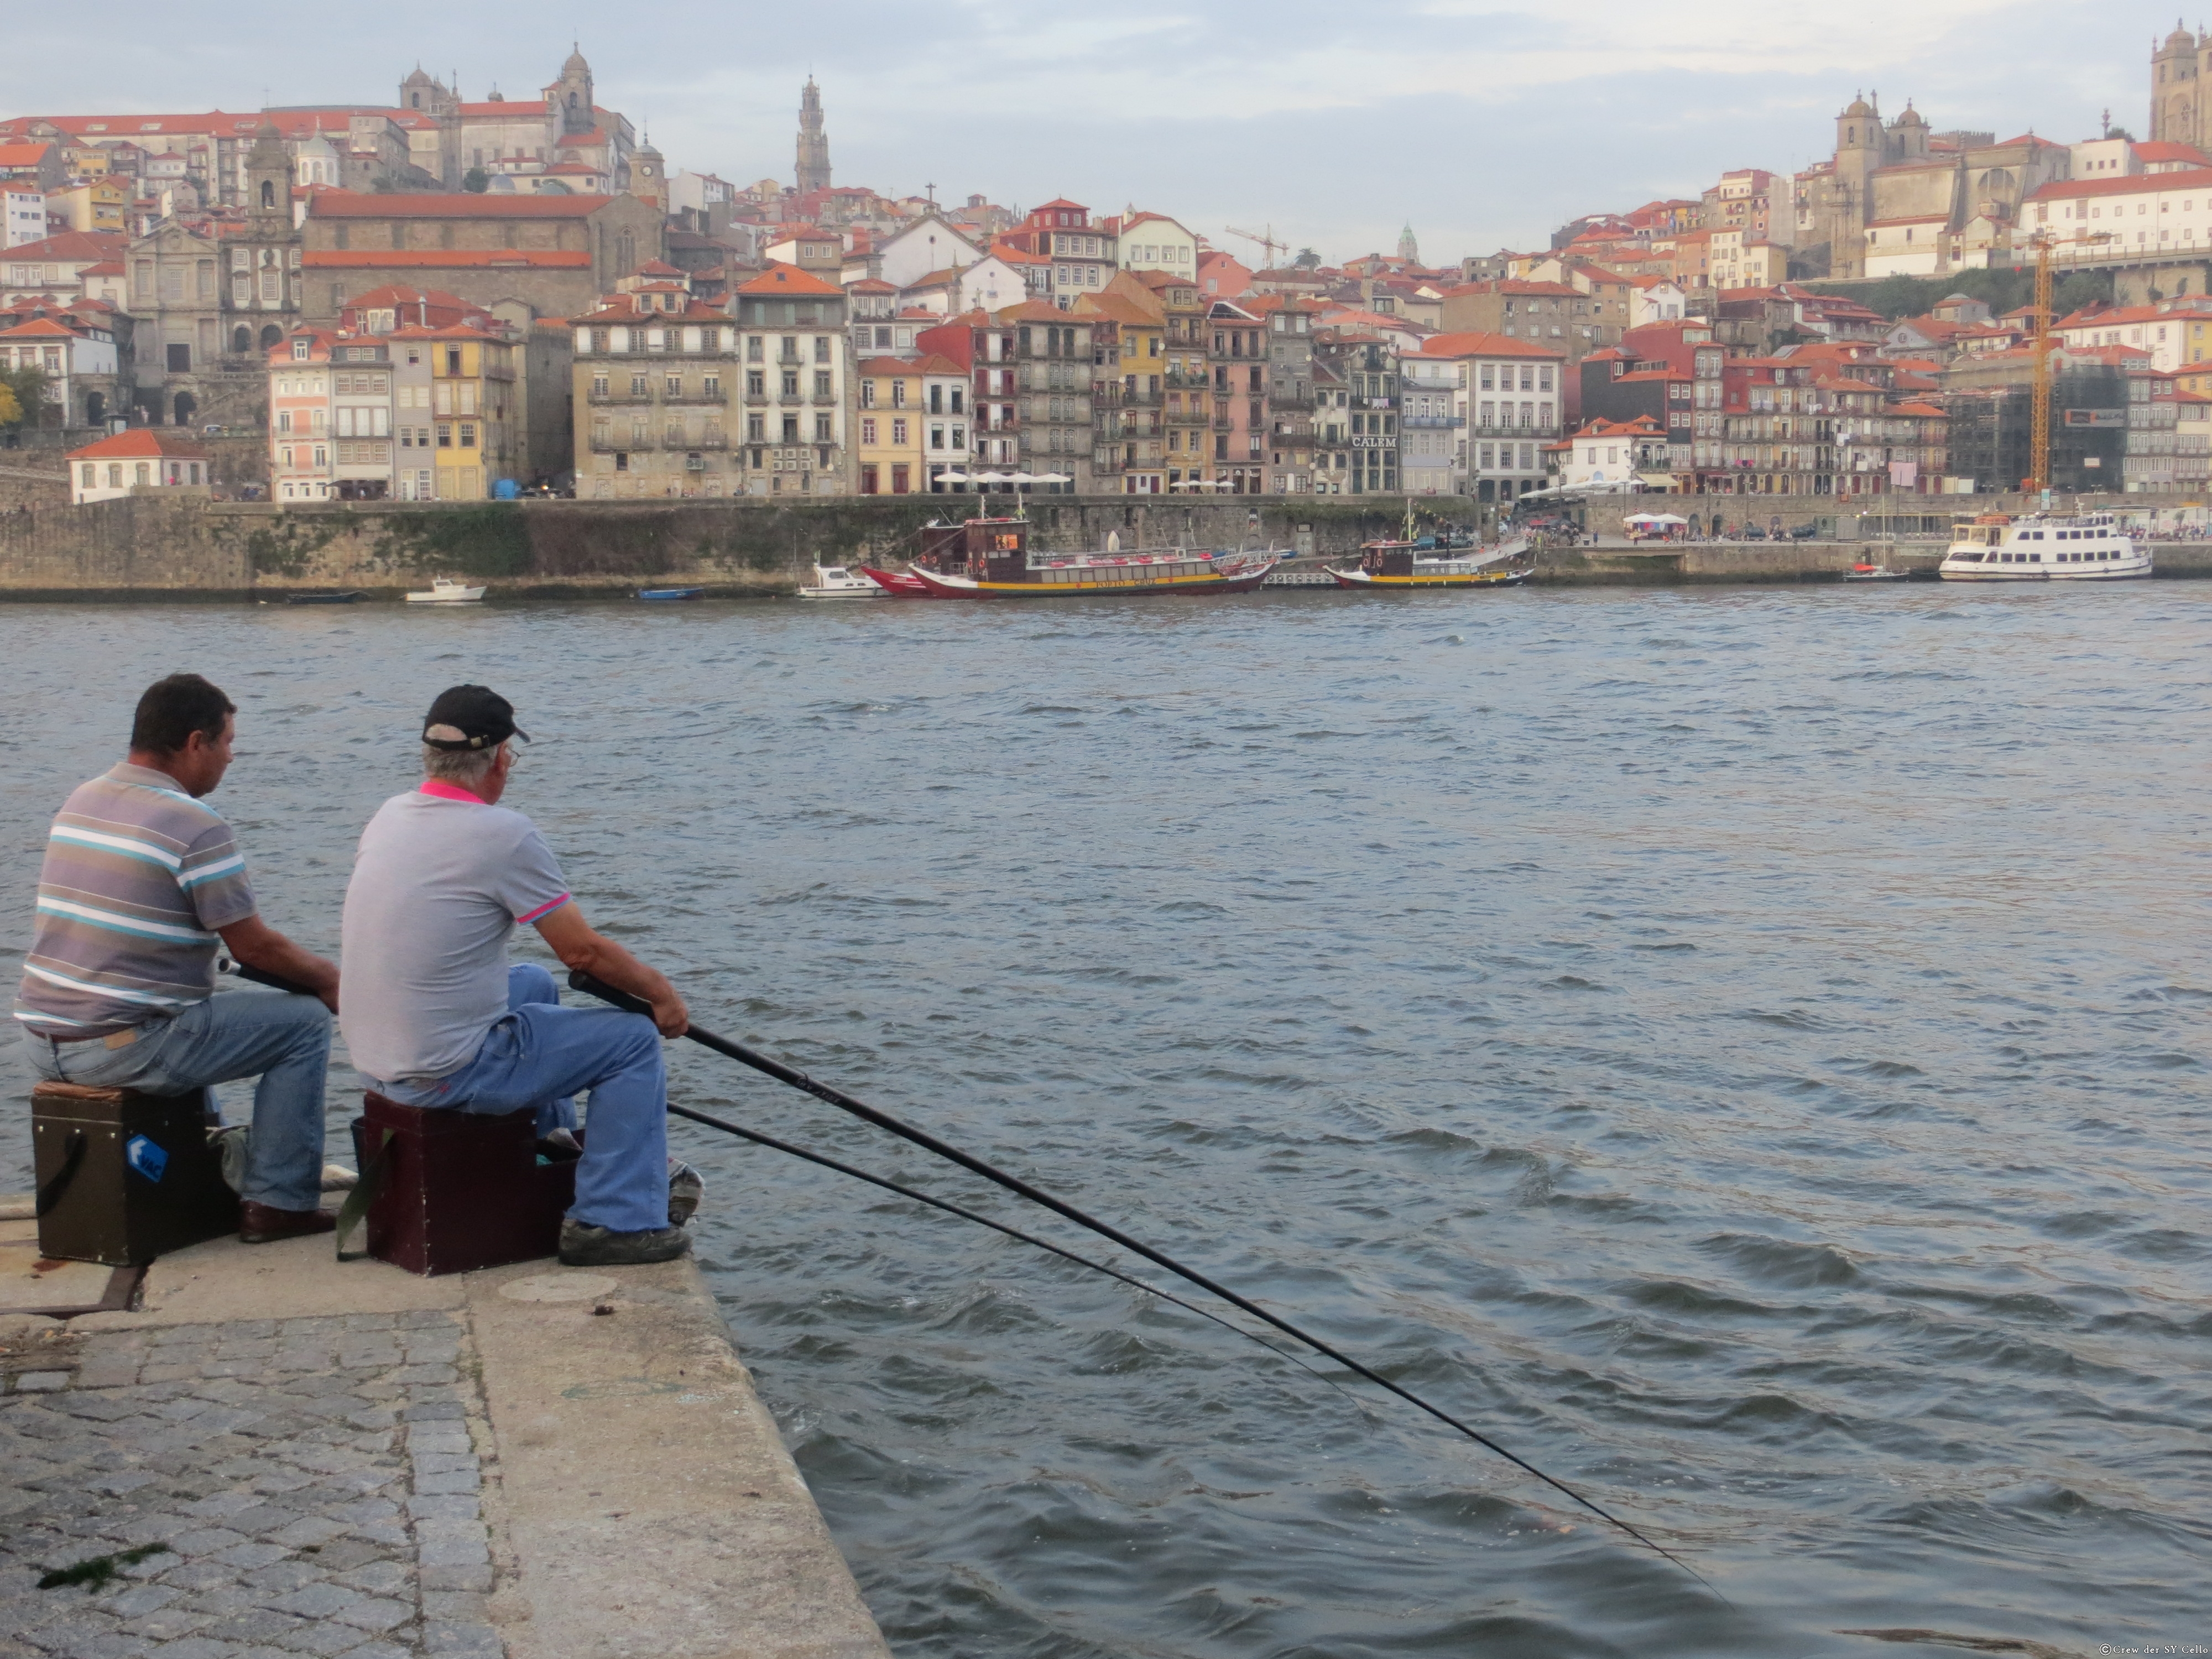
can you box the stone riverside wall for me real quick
[2,493,2208,597]
[0,497,1422,597]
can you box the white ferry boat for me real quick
[1938,512,2152,582]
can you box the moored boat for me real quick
[635,586,706,601]
[1326,538,1532,589]
[284,591,361,605]
[1938,511,2151,581]
[799,565,882,599]
[404,577,487,604]
[865,515,1279,598]
[1843,562,1910,582]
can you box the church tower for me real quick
[2152,22,2201,145]
[629,139,665,210]
[551,45,596,138]
[1396,223,1420,264]
[796,78,831,195]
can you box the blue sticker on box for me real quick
[125,1134,168,1182]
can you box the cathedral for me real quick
[391,48,636,192]
[1792,93,2068,279]
[2151,21,2212,149]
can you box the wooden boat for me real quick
[1325,538,1531,589]
[798,565,881,600]
[865,515,1279,599]
[404,577,487,605]
[284,591,361,606]
[635,586,706,601]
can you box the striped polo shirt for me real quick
[14,761,259,1037]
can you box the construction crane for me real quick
[1224,225,1287,269]
[2026,228,2111,494]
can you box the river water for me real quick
[3,586,2207,1657]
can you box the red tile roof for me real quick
[2030,166,2212,203]
[732,261,842,297]
[308,190,614,218]
[68,428,204,461]
[1416,330,1567,359]
[302,249,592,269]
[0,229,126,262]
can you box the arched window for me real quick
[260,180,275,211]
[260,324,283,348]
[568,92,578,111]
[233,325,251,352]
[174,392,197,429]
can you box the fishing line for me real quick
[572,971,1724,1600]
[661,1098,1369,1411]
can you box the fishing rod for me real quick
[660,1098,1364,1409]
[571,969,1721,1597]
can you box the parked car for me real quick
[1788,522,1821,540]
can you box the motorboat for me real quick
[635,587,706,601]
[1938,512,2152,581]
[1842,562,1911,582]
[284,591,361,605]
[1326,538,1532,589]
[865,516,1279,598]
[799,565,883,599]
[404,577,487,604]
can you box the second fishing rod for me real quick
[567,968,1722,1599]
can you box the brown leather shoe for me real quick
[239,1201,339,1244]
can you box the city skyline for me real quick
[0,0,2162,259]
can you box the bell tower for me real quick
[553,45,596,138]
[796,78,832,194]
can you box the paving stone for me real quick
[270,1620,371,1657]
[200,1614,307,1646]
[422,1625,500,1659]
[167,1529,251,1559]
[409,1472,478,1498]
[116,1604,215,1640]
[403,1498,477,1523]
[344,1644,415,1659]
[100,1586,180,1619]
[239,1562,328,1594]
[14,1374,72,1394]
[331,1562,410,1598]
[263,1584,360,1619]
[416,1566,490,1594]
[330,1599,413,1635]
[211,1543,290,1573]
[408,1453,474,1477]
[415,1594,484,1624]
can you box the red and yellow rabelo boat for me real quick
[1326,537,1532,589]
[864,515,1278,599]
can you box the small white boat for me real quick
[405,577,487,604]
[800,565,883,599]
[1939,512,2152,581]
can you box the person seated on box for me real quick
[337,685,695,1268]
[15,673,342,1243]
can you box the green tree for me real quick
[462,167,490,194]
[0,365,49,427]
[1292,247,1321,269]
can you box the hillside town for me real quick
[4,42,2211,512]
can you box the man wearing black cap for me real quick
[338,686,693,1266]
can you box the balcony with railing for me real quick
[1402,415,1464,429]
[587,389,653,405]
[587,435,633,452]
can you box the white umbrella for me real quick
[1006,472,1039,485]
[936,470,971,483]
[972,471,1008,483]
[1642,513,1688,525]
[1032,472,1071,484]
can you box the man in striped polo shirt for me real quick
[16,674,342,1243]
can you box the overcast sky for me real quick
[1,2,2166,262]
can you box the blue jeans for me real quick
[22,990,332,1212]
[364,964,670,1234]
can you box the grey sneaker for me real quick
[667,1160,704,1226]
[210,1125,250,1193]
[558,1218,693,1267]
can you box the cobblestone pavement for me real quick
[0,1313,504,1659]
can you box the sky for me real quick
[0,2,2172,263]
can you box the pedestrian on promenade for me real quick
[337,686,695,1267]
[15,674,342,1242]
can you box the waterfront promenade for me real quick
[0,1213,889,1659]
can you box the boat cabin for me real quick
[1359,540,1420,577]
[917,517,1029,582]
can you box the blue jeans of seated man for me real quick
[365,963,669,1234]
[20,990,332,1212]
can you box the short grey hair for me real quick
[422,740,506,786]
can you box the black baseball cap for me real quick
[422,685,530,752]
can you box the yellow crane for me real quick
[1224,224,1287,268]
[2026,228,2111,494]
